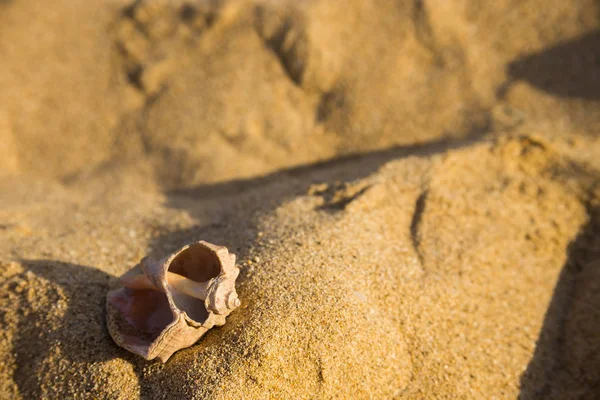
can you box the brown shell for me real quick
[106,241,240,362]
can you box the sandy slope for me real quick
[1,0,599,398]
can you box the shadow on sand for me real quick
[10,259,171,398]
[163,122,490,220]
[10,260,121,397]
[498,30,600,101]
[519,206,600,399]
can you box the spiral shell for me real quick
[106,241,240,362]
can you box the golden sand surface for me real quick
[1,0,599,398]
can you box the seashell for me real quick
[106,241,240,362]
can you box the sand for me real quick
[1,0,599,398]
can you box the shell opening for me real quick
[167,243,222,323]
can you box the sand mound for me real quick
[2,133,599,398]
[1,0,600,398]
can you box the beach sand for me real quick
[1,0,599,398]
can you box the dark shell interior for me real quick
[108,288,174,348]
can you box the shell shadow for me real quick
[498,30,600,101]
[519,206,600,399]
[10,259,142,398]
